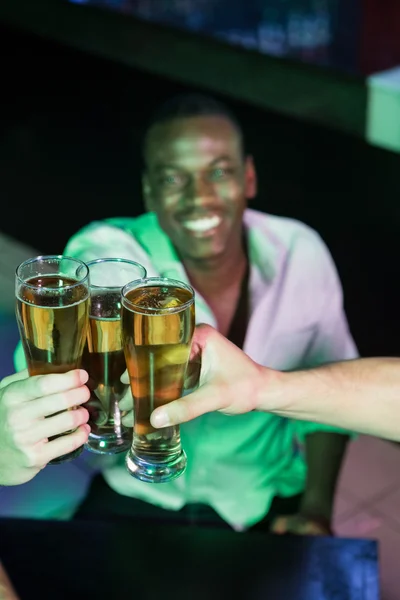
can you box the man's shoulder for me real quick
[245,209,328,253]
[69,212,157,235]
[65,213,160,247]
[63,213,161,265]
[106,212,159,233]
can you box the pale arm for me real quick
[151,326,400,443]
[263,357,400,442]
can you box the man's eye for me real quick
[159,174,183,187]
[162,176,176,185]
[209,168,231,181]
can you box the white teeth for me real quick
[183,216,222,232]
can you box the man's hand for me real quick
[0,369,90,486]
[119,359,202,427]
[149,324,271,428]
[271,514,332,536]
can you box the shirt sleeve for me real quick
[295,233,359,441]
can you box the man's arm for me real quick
[300,432,348,525]
[265,357,400,441]
[150,326,400,443]
[270,429,349,535]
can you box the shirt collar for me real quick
[131,208,279,285]
[243,209,280,282]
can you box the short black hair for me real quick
[143,92,245,158]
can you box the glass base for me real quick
[125,449,187,483]
[85,430,132,455]
[48,444,84,465]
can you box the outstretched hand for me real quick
[150,324,269,428]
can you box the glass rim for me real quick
[81,257,147,290]
[16,254,89,292]
[121,276,195,314]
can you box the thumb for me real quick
[150,383,225,428]
[150,325,223,428]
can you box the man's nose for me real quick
[187,173,214,204]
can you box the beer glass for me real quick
[81,258,147,455]
[121,277,195,483]
[15,255,90,465]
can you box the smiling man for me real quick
[17,93,358,535]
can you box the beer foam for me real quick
[136,289,178,309]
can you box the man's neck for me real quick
[182,238,247,298]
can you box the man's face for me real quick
[143,115,256,262]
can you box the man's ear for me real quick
[244,155,257,200]
[142,173,154,212]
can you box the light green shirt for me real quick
[14,209,358,529]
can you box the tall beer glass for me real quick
[121,277,195,483]
[81,258,146,455]
[15,255,90,465]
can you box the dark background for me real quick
[1,20,400,358]
[65,0,400,77]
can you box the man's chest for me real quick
[203,268,250,350]
[198,268,321,370]
[208,292,244,334]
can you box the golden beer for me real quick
[82,258,146,455]
[122,278,195,482]
[15,256,90,464]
